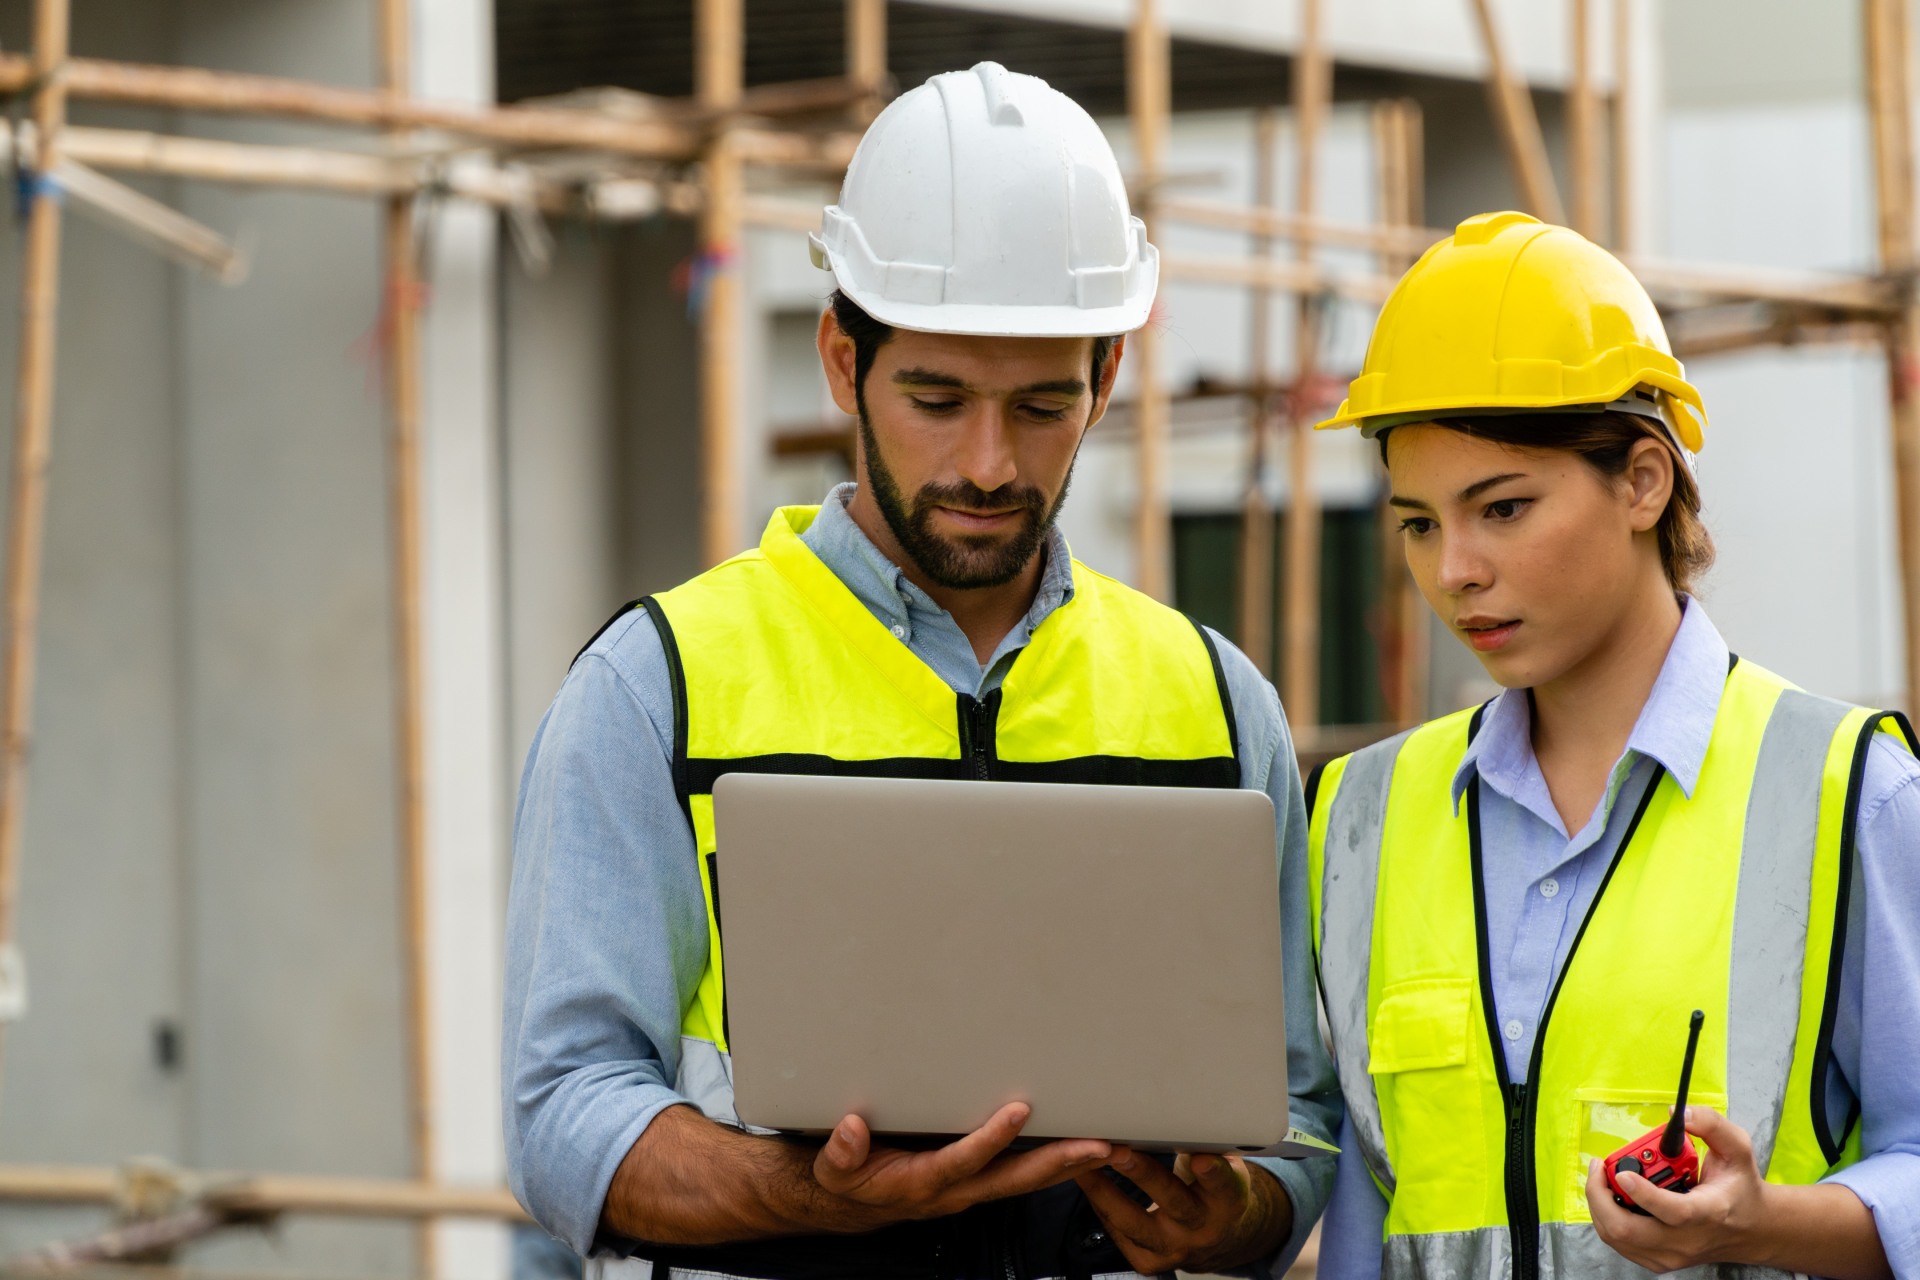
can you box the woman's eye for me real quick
[1485,498,1531,521]
[1396,517,1435,538]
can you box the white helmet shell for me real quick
[810,62,1159,338]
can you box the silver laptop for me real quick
[713,773,1332,1157]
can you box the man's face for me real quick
[819,316,1123,591]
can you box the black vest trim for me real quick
[684,751,1240,795]
[1188,616,1243,787]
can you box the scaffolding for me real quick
[0,0,1914,1271]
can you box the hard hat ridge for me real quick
[811,61,1158,338]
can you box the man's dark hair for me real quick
[828,290,1119,417]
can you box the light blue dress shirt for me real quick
[1316,599,1920,1280]
[503,484,1343,1272]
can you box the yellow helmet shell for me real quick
[1318,211,1707,451]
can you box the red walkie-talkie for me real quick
[1603,1009,1705,1215]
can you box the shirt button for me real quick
[1540,878,1560,899]
[889,624,906,639]
[1503,1018,1524,1042]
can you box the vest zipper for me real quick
[958,693,997,781]
[1467,768,1667,1280]
[1503,1081,1535,1279]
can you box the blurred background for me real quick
[0,0,1907,1276]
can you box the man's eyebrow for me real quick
[892,368,972,391]
[1013,378,1088,397]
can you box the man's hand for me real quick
[1073,1150,1293,1275]
[1586,1106,1891,1280]
[812,1102,1114,1229]
[602,1101,1114,1245]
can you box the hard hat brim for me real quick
[828,269,1156,339]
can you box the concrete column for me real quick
[415,1,509,1277]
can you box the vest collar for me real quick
[1450,596,1730,818]
[757,505,963,738]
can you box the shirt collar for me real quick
[799,482,1076,641]
[1449,596,1730,813]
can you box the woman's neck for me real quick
[1528,577,1685,833]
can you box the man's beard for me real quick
[858,411,1072,591]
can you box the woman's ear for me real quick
[1624,436,1675,534]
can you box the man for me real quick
[503,62,1340,1280]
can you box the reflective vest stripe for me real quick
[1312,721,1423,1195]
[1727,688,1852,1171]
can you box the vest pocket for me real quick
[1563,1086,1726,1222]
[1368,977,1473,1074]
[1368,977,1488,1229]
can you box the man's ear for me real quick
[1086,335,1126,427]
[817,308,861,418]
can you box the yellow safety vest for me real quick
[1306,658,1915,1280]
[642,505,1240,1127]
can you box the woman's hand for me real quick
[1585,1106,1891,1279]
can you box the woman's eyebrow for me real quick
[1458,471,1528,501]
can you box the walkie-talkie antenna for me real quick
[1659,1010,1706,1158]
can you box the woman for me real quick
[1304,211,1920,1279]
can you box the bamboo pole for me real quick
[1129,0,1172,601]
[0,53,701,159]
[0,0,73,1103]
[1283,0,1329,731]
[1611,0,1633,250]
[1865,0,1920,715]
[1466,0,1567,225]
[1569,0,1602,239]
[0,1164,527,1220]
[1237,108,1280,678]
[699,0,746,568]
[1373,100,1430,726]
[375,1,434,1275]
[846,0,888,120]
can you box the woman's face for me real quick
[1384,423,1674,689]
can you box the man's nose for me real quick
[951,407,1019,495]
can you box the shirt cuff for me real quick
[1826,1152,1920,1280]
[1241,1154,1334,1279]
[523,1081,689,1256]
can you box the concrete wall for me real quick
[0,0,509,1275]
[1658,0,1903,705]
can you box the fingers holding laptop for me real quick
[813,1102,1115,1222]
[1073,1150,1292,1274]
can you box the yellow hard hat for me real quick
[1317,210,1707,452]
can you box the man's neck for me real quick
[844,487,1045,666]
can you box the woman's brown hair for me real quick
[1380,410,1716,594]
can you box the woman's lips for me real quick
[1461,619,1521,652]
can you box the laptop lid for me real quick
[713,773,1324,1156]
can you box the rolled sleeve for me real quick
[1208,629,1344,1277]
[502,615,712,1253]
[1822,735,1920,1280]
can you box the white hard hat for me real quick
[810,61,1159,338]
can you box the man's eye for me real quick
[911,397,961,414]
[1021,404,1071,422]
